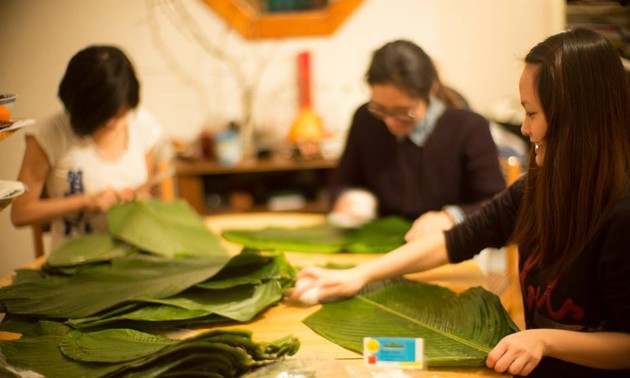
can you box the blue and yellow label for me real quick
[363,337,424,369]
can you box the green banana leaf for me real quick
[60,328,176,363]
[68,304,216,330]
[147,280,283,322]
[222,216,411,254]
[46,233,137,267]
[1,250,295,334]
[67,252,293,329]
[303,279,519,367]
[0,322,124,378]
[343,216,412,252]
[198,250,296,290]
[0,321,299,378]
[0,254,230,318]
[223,223,347,253]
[0,199,303,377]
[107,199,225,258]
[69,280,283,328]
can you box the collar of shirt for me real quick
[403,97,446,147]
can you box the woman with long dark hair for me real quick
[293,28,630,377]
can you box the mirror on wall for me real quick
[202,0,364,39]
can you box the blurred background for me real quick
[1,0,628,276]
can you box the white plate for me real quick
[0,180,26,200]
[0,119,35,132]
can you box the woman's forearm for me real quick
[356,231,449,283]
[540,329,630,369]
[11,194,91,227]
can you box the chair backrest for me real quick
[501,155,523,186]
[32,223,47,258]
[497,156,524,325]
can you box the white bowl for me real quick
[0,94,17,118]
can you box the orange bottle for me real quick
[288,51,326,147]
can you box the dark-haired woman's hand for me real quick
[486,330,545,376]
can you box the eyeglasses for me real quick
[367,102,419,123]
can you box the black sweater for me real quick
[446,178,630,377]
[330,104,506,219]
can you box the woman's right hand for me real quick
[85,188,135,213]
[291,265,369,303]
[291,232,450,305]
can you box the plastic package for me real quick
[241,357,351,378]
[242,355,431,378]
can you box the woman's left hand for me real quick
[486,330,546,376]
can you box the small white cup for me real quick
[0,94,17,120]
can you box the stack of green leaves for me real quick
[0,249,294,332]
[303,278,520,367]
[0,199,300,376]
[0,321,299,378]
[222,216,412,254]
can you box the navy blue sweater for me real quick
[330,104,506,219]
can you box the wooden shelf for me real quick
[175,155,337,214]
[202,0,364,39]
[176,155,336,175]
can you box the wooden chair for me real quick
[488,156,524,326]
[32,223,47,259]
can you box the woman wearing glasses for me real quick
[330,40,506,240]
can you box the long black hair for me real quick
[513,28,630,277]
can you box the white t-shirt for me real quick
[29,107,164,250]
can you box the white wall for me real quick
[0,0,564,277]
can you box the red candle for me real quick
[297,51,312,109]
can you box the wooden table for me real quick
[0,212,510,377]
[201,213,510,377]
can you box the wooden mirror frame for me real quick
[202,0,363,39]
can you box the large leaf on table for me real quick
[303,279,519,367]
[0,323,299,378]
[198,250,296,290]
[68,304,213,330]
[343,216,411,253]
[69,280,283,328]
[222,223,347,253]
[222,216,411,254]
[0,254,230,318]
[108,199,226,258]
[0,322,125,378]
[148,280,283,322]
[45,233,136,267]
[68,251,292,329]
[59,328,177,362]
